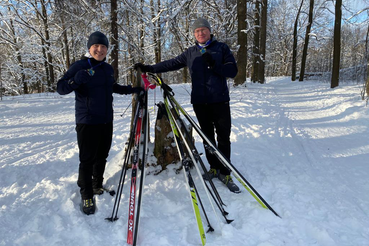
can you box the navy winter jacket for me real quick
[57,56,133,124]
[151,37,237,104]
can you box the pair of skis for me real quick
[106,73,151,246]
[148,73,280,245]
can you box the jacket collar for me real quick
[81,52,106,63]
[195,34,216,47]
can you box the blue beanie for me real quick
[87,31,109,49]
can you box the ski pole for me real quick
[150,72,281,218]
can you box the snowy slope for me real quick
[1,77,369,246]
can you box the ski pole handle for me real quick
[141,73,156,90]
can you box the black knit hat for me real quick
[192,18,211,33]
[87,31,109,49]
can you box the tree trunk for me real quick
[252,0,260,83]
[40,0,55,91]
[363,25,369,99]
[131,0,146,129]
[182,2,189,83]
[9,16,27,94]
[366,67,369,97]
[139,0,145,52]
[258,0,267,84]
[0,63,2,101]
[126,10,134,86]
[292,0,304,81]
[153,102,180,171]
[152,0,162,65]
[110,0,119,82]
[331,0,342,88]
[299,0,314,82]
[62,18,71,69]
[234,0,247,86]
[55,0,71,69]
[40,39,49,92]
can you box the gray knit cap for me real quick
[87,31,109,49]
[192,18,211,33]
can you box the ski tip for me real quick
[127,236,133,245]
[269,208,282,218]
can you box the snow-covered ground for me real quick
[1,77,368,246]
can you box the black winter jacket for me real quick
[151,37,237,104]
[57,56,133,124]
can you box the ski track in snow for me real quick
[1,77,369,246]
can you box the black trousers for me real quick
[193,102,231,175]
[76,123,113,199]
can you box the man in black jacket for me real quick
[57,31,144,215]
[135,18,240,193]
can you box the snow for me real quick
[1,77,369,246]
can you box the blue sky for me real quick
[344,0,368,23]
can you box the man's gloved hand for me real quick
[74,70,92,85]
[202,52,215,69]
[134,63,154,73]
[132,86,145,94]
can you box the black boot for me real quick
[218,173,241,193]
[202,168,219,180]
[82,198,96,215]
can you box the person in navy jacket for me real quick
[134,18,240,193]
[57,31,144,215]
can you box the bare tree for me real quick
[39,0,55,91]
[299,0,314,81]
[234,0,247,85]
[330,0,342,88]
[251,0,260,83]
[151,0,162,65]
[110,0,119,82]
[258,0,267,84]
[60,17,71,69]
[292,0,304,81]
[0,61,2,100]
[10,15,27,94]
[366,24,369,100]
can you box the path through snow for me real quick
[1,77,368,246]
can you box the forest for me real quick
[0,0,368,97]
